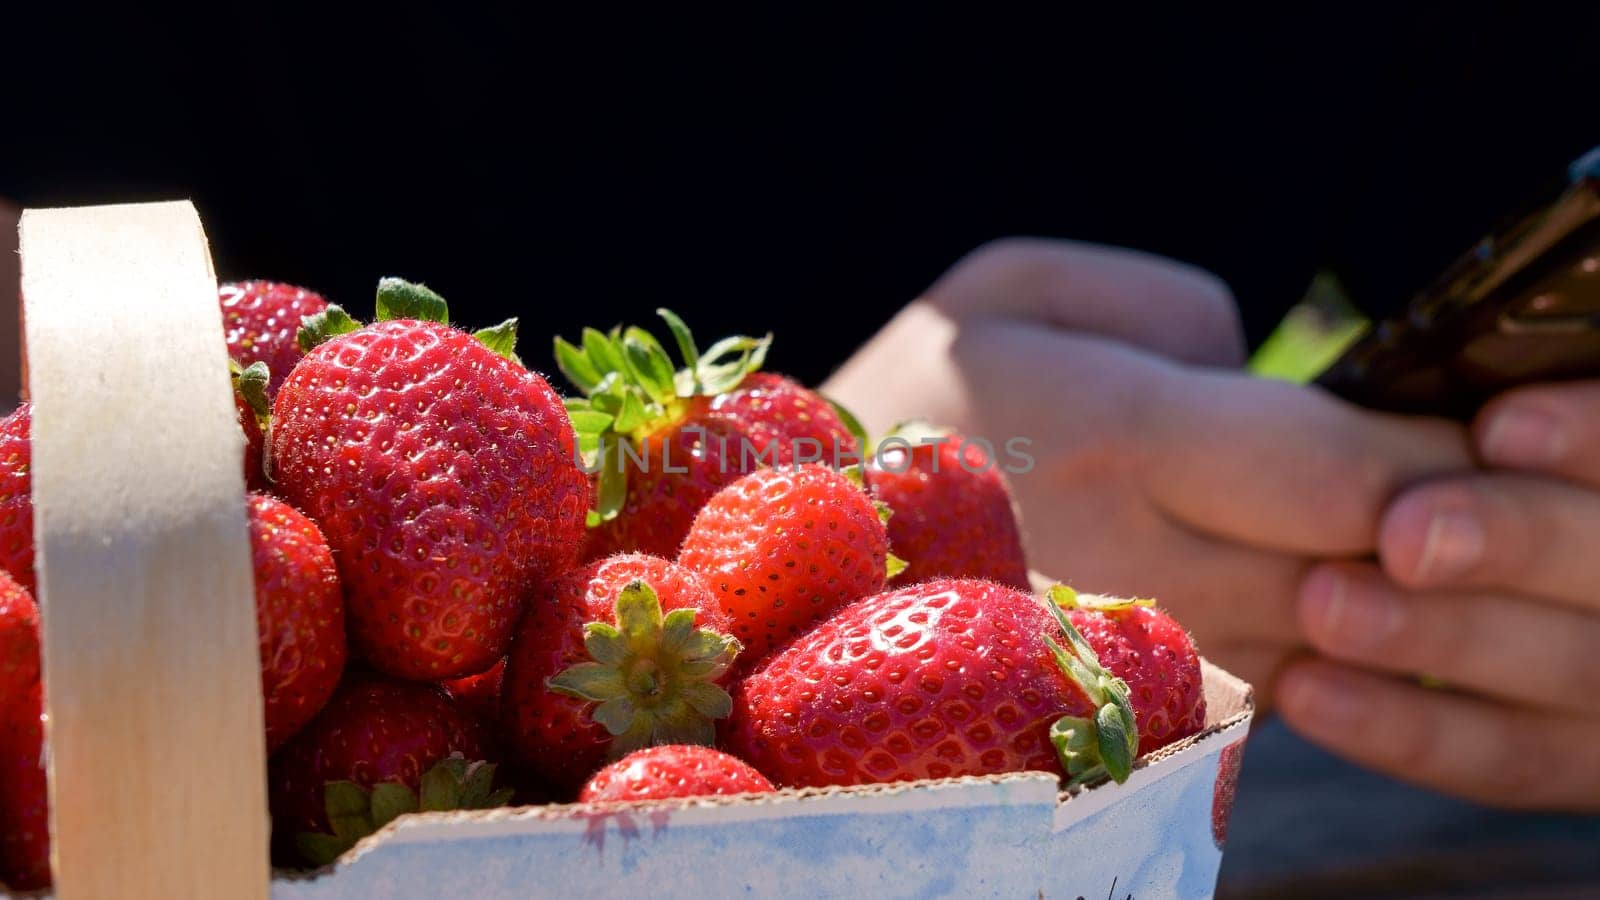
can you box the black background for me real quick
[4,4,1597,385]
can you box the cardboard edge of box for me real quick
[272,659,1253,886]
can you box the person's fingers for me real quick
[1276,659,1600,811]
[1140,370,1473,557]
[1298,563,1600,716]
[1476,380,1600,488]
[1380,473,1600,608]
[922,237,1246,367]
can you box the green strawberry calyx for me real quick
[293,753,513,866]
[1051,589,1156,614]
[295,277,521,364]
[229,359,271,427]
[547,579,742,756]
[1041,584,1141,789]
[556,310,772,526]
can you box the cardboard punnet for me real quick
[8,202,1255,900]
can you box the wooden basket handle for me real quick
[18,202,269,899]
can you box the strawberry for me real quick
[557,311,858,560]
[0,405,34,595]
[1055,588,1206,755]
[0,683,47,891]
[220,280,329,397]
[722,578,1141,789]
[0,571,46,890]
[502,554,740,795]
[578,745,774,804]
[867,424,1029,588]
[269,670,503,865]
[679,463,895,661]
[441,656,506,732]
[250,493,348,751]
[232,360,272,493]
[271,279,588,680]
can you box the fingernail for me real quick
[1415,509,1485,582]
[1301,569,1401,652]
[1482,407,1566,467]
[1280,668,1364,730]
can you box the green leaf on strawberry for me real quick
[297,304,361,352]
[375,277,450,325]
[294,279,522,363]
[1039,584,1141,788]
[473,318,522,364]
[548,579,742,757]
[293,753,512,866]
[1050,585,1157,614]
[229,359,272,425]
[557,311,772,525]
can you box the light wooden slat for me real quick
[19,202,268,899]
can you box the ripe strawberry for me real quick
[557,311,857,560]
[269,670,502,865]
[0,405,34,595]
[271,279,588,680]
[1056,588,1206,755]
[579,745,774,804]
[0,683,47,891]
[502,554,740,795]
[0,567,38,706]
[220,280,329,397]
[867,424,1029,588]
[0,571,46,890]
[232,360,273,493]
[722,578,1140,789]
[679,463,894,661]
[441,656,506,738]
[250,493,347,751]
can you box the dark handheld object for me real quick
[1316,146,1600,420]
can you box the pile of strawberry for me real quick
[0,280,1206,889]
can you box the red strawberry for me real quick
[271,280,588,680]
[0,683,47,891]
[232,360,273,493]
[0,571,46,890]
[0,569,38,706]
[250,493,347,751]
[0,405,34,595]
[579,745,774,804]
[867,425,1029,588]
[220,280,329,397]
[502,554,740,795]
[441,656,506,731]
[679,463,892,661]
[269,670,500,865]
[558,311,857,560]
[722,578,1140,789]
[1056,588,1206,755]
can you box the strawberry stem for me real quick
[547,580,742,758]
[1038,591,1140,788]
[293,754,512,866]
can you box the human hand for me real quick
[824,239,1474,697]
[1280,380,1600,810]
